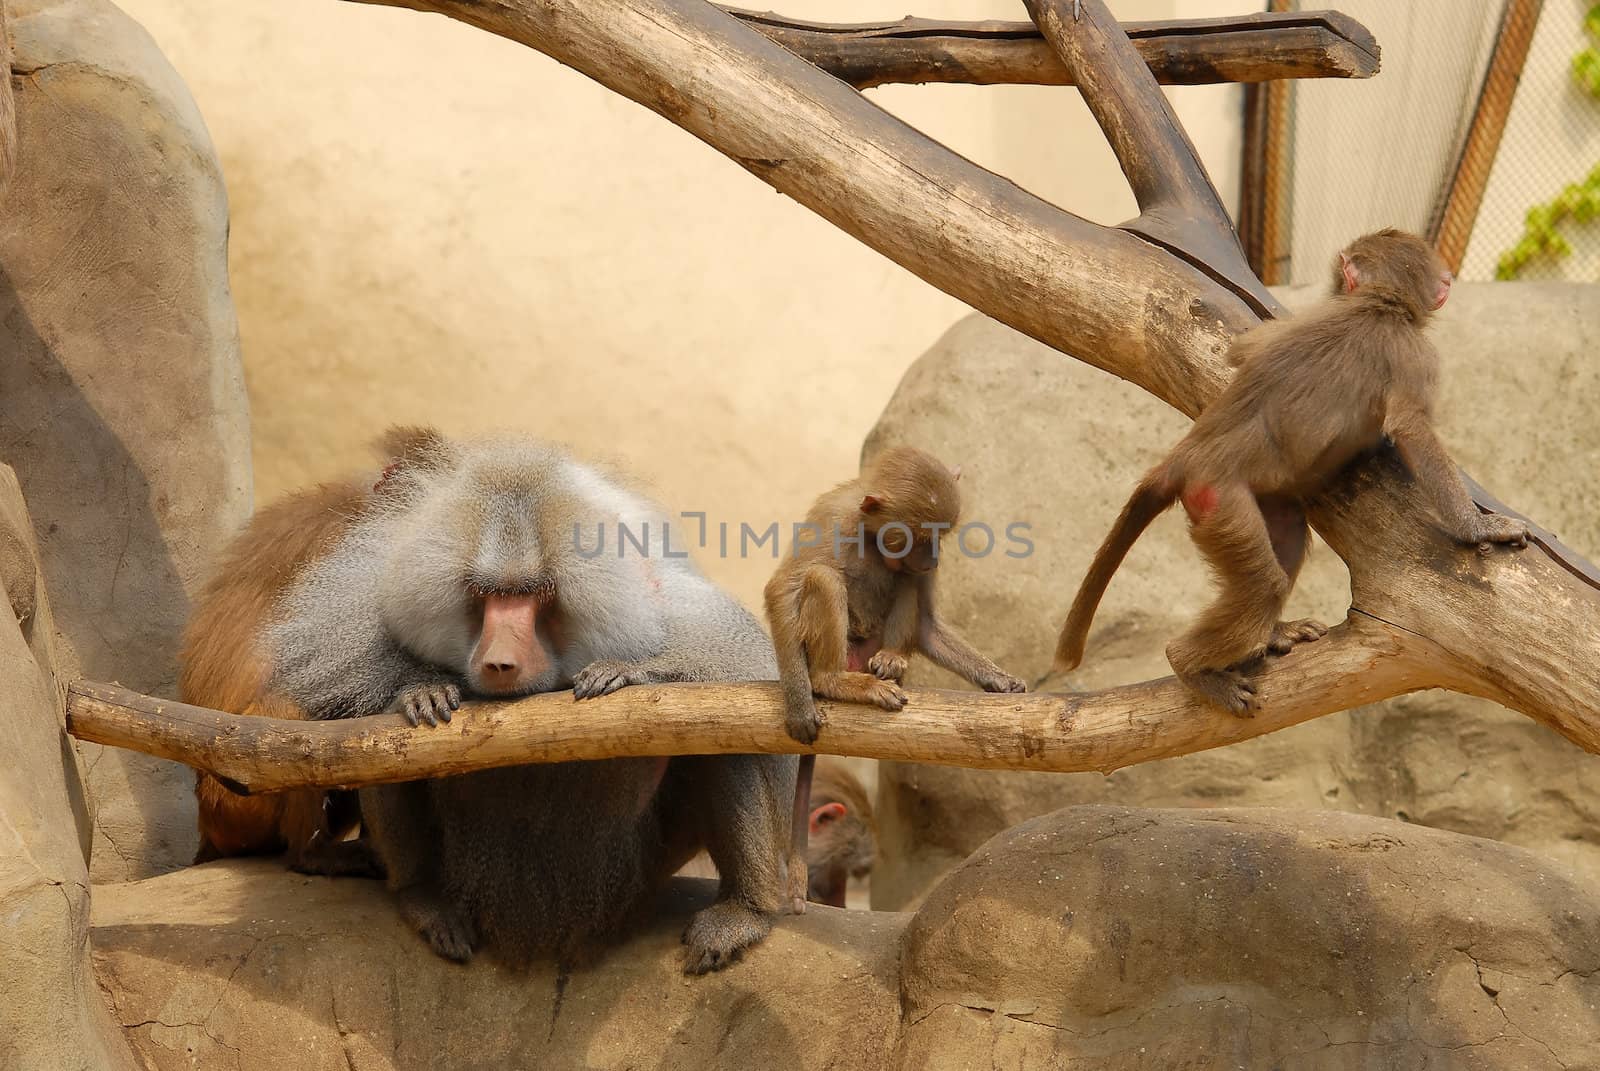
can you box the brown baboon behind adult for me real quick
[183,478,376,872]
[1053,229,1528,715]
[803,759,876,908]
[185,427,451,872]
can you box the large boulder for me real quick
[91,808,1597,1068]
[898,806,1600,1069]
[0,0,251,880]
[0,465,136,1071]
[867,284,1600,909]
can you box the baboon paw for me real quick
[1184,669,1259,718]
[573,659,637,700]
[400,894,477,963]
[1267,618,1328,655]
[867,650,908,682]
[681,902,773,975]
[389,680,462,727]
[1471,515,1530,549]
[420,916,477,964]
[980,670,1027,694]
[866,679,907,711]
[784,712,823,746]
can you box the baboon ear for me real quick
[1340,253,1361,294]
[949,464,963,482]
[860,495,884,514]
[809,801,847,838]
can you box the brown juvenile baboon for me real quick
[185,428,445,872]
[678,757,876,910]
[267,429,794,973]
[803,758,876,908]
[765,445,1025,750]
[1053,229,1529,715]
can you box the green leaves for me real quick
[1497,6,1600,279]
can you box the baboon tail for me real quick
[0,1,19,197]
[1052,470,1175,673]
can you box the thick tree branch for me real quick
[725,8,1380,90]
[66,618,1431,791]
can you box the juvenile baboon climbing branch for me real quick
[723,8,1380,90]
[67,616,1436,791]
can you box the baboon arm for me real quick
[878,581,919,656]
[914,576,1009,685]
[1387,411,1493,543]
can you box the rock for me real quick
[0,0,251,880]
[93,864,905,1071]
[0,465,137,1071]
[899,806,1600,1069]
[867,284,1600,909]
[91,809,1596,1068]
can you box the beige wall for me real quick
[115,0,1250,611]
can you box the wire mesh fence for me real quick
[1245,0,1600,285]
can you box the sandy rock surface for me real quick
[0,465,137,1071]
[867,284,1600,909]
[0,0,251,881]
[92,808,1599,1069]
[93,865,905,1071]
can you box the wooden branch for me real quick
[332,0,1600,758]
[1023,0,1282,318]
[724,8,1380,90]
[66,617,1432,791]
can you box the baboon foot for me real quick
[681,900,774,975]
[399,889,477,963]
[1267,618,1328,655]
[1179,667,1259,718]
[814,671,907,712]
[289,835,386,880]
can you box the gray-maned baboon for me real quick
[1053,229,1528,715]
[266,428,795,973]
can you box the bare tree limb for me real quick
[66,616,1433,792]
[724,8,1380,90]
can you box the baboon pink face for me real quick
[469,590,561,696]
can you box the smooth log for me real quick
[725,8,1380,90]
[66,617,1431,793]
